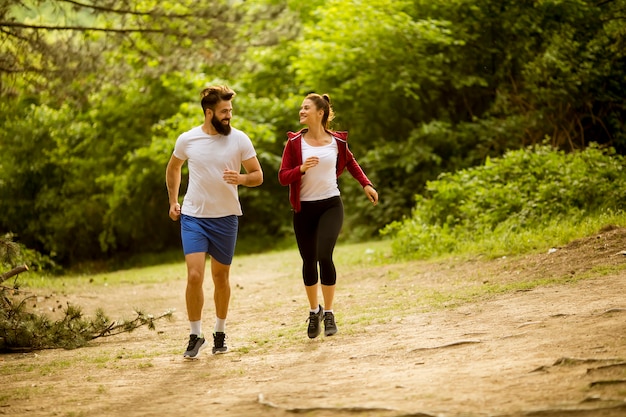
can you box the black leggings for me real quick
[293,196,344,287]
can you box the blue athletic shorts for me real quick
[180,214,238,265]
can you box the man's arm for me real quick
[224,156,263,187]
[241,156,263,187]
[166,154,185,220]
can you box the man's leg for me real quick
[211,257,231,321]
[211,257,231,354]
[183,252,208,359]
[185,252,207,322]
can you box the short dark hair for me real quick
[200,85,235,114]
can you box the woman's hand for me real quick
[300,156,319,173]
[364,185,379,206]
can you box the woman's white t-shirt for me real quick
[300,138,340,202]
[173,125,256,217]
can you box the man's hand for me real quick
[169,202,181,221]
[223,169,241,185]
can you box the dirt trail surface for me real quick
[2,228,626,417]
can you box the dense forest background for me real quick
[1,0,625,269]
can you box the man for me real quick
[166,85,263,359]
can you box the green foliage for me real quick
[2,0,626,268]
[0,74,193,264]
[1,0,237,100]
[383,144,626,259]
[95,73,200,256]
[0,235,20,268]
[257,0,626,237]
[1,234,58,274]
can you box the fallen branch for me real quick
[90,309,174,340]
[0,302,175,352]
[0,264,29,284]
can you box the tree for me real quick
[2,0,626,267]
[0,0,240,100]
[0,0,297,265]
[244,0,626,236]
[1,1,247,264]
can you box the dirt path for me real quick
[2,229,626,417]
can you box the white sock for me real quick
[325,309,333,314]
[190,320,202,336]
[214,318,226,333]
[310,305,320,314]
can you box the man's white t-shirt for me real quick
[173,125,256,218]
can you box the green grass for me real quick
[457,212,626,259]
[0,383,56,406]
[17,261,187,292]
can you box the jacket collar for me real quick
[287,128,348,141]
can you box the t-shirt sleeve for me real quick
[172,134,188,161]
[240,133,257,161]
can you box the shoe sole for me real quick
[212,347,229,355]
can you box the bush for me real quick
[383,143,626,259]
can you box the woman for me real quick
[278,93,379,339]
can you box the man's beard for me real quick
[212,115,232,135]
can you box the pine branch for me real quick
[56,0,198,18]
[89,309,174,340]
[57,0,157,16]
[0,264,29,284]
[0,21,164,33]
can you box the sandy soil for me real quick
[2,227,626,417]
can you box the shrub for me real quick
[383,143,626,259]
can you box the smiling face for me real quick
[209,100,233,135]
[299,98,323,127]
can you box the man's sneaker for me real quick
[323,312,338,336]
[183,334,207,359]
[307,305,324,339]
[212,332,228,354]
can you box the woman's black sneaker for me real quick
[323,312,338,336]
[307,305,324,339]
